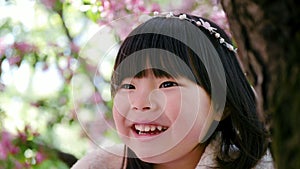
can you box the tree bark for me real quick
[221,0,300,169]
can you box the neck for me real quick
[153,144,206,169]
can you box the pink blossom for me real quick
[137,5,146,12]
[35,151,45,164]
[172,0,196,12]
[14,42,35,53]
[42,63,49,71]
[14,161,23,169]
[17,130,27,143]
[70,42,80,53]
[69,109,77,120]
[126,0,145,12]
[102,0,111,10]
[0,145,8,160]
[90,92,103,104]
[7,56,21,65]
[128,0,140,5]
[150,3,161,12]
[41,0,57,9]
[23,161,31,168]
[10,146,20,155]
[0,131,13,160]
[0,38,7,56]
[80,0,162,41]
[209,11,231,36]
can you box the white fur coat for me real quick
[71,140,274,169]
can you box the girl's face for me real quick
[113,70,214,164]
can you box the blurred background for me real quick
[0,0,228,168]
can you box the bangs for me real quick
[113,47,197,79]
[111,33,209,95]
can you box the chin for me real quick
[139,156,170,164]
[136,150,179,164]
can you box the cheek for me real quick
[112,106,122,124]
[113,92,131,118]
[164,90,182,121]
[179,88,211,136]
[112,93,131,135]
[112,106,124,132]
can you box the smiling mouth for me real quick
[132,124,168,135]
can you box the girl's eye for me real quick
[120,84,135,89]
[159,81,178,88]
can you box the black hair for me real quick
[111,14,268,169]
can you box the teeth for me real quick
[150,125,156,131]
[135,124,142,131]
[144,126,150,132]
[157,126,162,131]
[134,124,168,133]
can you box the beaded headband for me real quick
[150,12,237,53]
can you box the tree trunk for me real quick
[221,0,300,169]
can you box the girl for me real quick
[72,13,274,169]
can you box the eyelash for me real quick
[119,81,178,90]
[120,84,135,89]
[159,81,178,88]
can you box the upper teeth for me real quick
[134,124,168,132]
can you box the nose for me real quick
[130,87,155,111]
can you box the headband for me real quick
[151,12,237,53]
